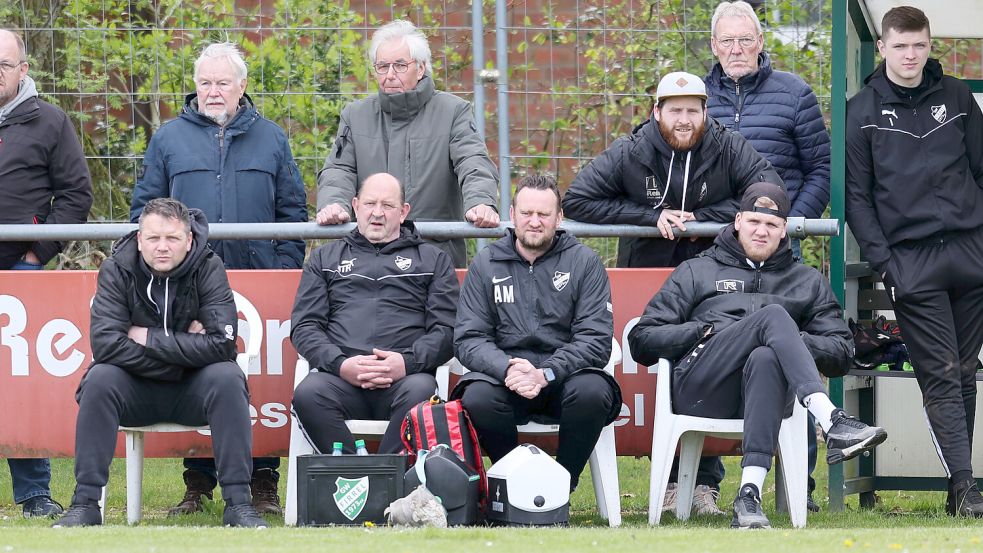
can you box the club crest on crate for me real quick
[334,476,370,521]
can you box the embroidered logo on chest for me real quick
[553,271,571,292]
[394,255,412,271]
[931,104,947,124]
[715,279,744,293]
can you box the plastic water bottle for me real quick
[355,439,369,456]
[332,442,344,456]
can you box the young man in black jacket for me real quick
[845,6,983,517]
[629,183,886,529]
[55,199,265,528]
[452,175,621,492]
[290,173,459,455]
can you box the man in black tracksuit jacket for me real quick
[291,173,459,454]
[452,175,621,490]
[56,199,264,527]
[845,7,983,516]
[629,183,885,528]
[563,71,781,268]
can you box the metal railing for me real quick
[0,218,838,242]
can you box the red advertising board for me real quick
[0,268,740,458]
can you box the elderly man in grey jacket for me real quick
[315,20,499,267]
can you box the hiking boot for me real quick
[825,409,888,464]
[807,493,821,513]
[947,479,983,517]
[731,483,771,530]
[223,502,269,528]
[692,484,726,516]
[168,469,215,516]
[23,496,64,518]
[52,500,101,527]
[661,482,678,512]
[250,468,282,516]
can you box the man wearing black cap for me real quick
[629,183,887,529]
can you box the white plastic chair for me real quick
[99,291,262,525]
[447,338,623,528]
[284,356,452,526]
[647,358,808,528]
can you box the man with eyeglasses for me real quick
[699,0,833,515]
[0,29,93,519]
[315,19,499,268]
[130,41,308,518]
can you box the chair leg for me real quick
[777,406,809,528]
[587,423,621,527]
[675,432,705,522]
[648,423,682,525]
[125,431,145,525]
[285,413,315,526]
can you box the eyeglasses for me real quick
[0,61,24,74]
[373,61,416,75]
[715,36,758,49]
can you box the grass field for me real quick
[1,454,981,552]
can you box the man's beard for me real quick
[517,229,555,253]
[658,118,706,152]
[198,107,230,126]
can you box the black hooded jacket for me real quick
[627,225,852,377]
[88,209,238,381]
[290,222,459,376]
[846,59,983,274]
[563,116,782,267]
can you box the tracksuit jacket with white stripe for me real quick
[845,59,983,274]
[290,222,459,376]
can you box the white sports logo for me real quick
[394,255,412,271]
[338,258,356,273]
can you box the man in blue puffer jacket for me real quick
[704,1,830,245]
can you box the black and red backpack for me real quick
[400,396,487,508]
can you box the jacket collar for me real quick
[488,228,576,263]
[865,58,944,105]
[180,92,260,134]
[343,221,425,253]
[708,51,773,93]
[378,75,435,120]
[707,222,793,271]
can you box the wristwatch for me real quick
[542,368,556,385]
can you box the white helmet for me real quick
[655,71,707,103]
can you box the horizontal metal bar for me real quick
[0,218,838,242]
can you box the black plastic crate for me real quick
[297,454,408,526]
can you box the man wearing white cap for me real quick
[564,70,783,513]
[564,70,782,267]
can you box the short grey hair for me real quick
[194,42,248,82]
[368,20,431,74]
[711,1,762,37]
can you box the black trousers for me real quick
[672,305,826,471]
[460,371,616,486]
[885,229,983,479]
[291,371,437,454]
[73,362,253,505]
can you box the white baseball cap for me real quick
[655,71,708,103]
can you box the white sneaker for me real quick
[661,483,678,512]
[692,484,726,516]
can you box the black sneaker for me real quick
[946,479,983,517]
[52,501,102,527]
[223,503,269,528]
[22,496,64,518]
[825,409,888,464]
[807,493,821,513]
[731,483,770,530]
